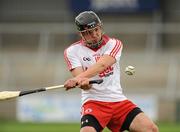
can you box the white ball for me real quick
[125,66,135,75]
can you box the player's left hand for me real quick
[64,78,78,91]
[64,77,92,91]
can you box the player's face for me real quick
[79,25,102,45]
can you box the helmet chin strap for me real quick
[83,31,104,49]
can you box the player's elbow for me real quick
[97,62,109,72]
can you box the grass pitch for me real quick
[1,121,180,132]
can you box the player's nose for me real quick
[91,31,98,38]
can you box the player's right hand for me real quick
[76,77,92,90]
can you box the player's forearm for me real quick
[76,62,107,78]
[76,55,116,79]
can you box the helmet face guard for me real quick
[79,24,103,49]
[75,11,103,49]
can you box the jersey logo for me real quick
[99,66,114,77]
[83,57,91,61]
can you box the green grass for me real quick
[157,122,180,132]
[0,121,180,132]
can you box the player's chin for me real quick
[87,38,100,43]
[87,40,97,44]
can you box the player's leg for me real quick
[80,126,96,132]
[129,112,158,132]
[80,100,113,132]
[80,114,103,132]
[106,100,141,132]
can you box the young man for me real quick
[64,11,158,132]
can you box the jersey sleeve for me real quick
[104,38,123,61]
[64,47,82,71]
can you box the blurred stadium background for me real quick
[0,0,180,131]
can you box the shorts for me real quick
[81,100,142,132]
